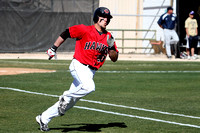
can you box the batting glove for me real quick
[107,33,115,48]
[46,45,57,60]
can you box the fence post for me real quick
[122,30,124,54]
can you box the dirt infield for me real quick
[0,68,56,76]
[0,52,199,61]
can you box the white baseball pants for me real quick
[163,29,179,57]
[41,59,96,124]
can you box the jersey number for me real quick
[97,55,106,62]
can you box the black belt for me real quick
[82,63,98,71]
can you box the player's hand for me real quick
[107,34,115,47]
[46,47,56,60]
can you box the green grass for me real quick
[0,59,200,132]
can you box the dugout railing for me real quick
[108,29,157,54]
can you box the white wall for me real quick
[99,0,143,53]
[99,0,177,53]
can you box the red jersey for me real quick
[69,24,118,70]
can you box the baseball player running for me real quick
[157,7,179,58]
[36,7,118,132]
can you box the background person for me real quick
[185,11,198,60]
[157,7,179,59]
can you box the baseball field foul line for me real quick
[97,71,200,73]
[80,99,200,119]
[75,106,200,129]
[1,86,199,120]
[1,87,200,129]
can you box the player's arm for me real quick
[185,28,189,37]
[158,24,163,29]
[196,28,198,35]
[107,34,118,62]
[185,20,189,37]
[195,20,198,35]
[47,29,71,60]
[196,25,198,35]
[54,36,65,47]
[157,16,164,29]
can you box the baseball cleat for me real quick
[36,114,50,132]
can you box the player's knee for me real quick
[82,82,95,93]
[58,96,72,116]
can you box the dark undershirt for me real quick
[96,29,103,35]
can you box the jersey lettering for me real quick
[84,42,91,49]
[96,42,101,51]
[84,41,108,52]
[90,41,96,50]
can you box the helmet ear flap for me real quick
[93,15,99,23]
[107,18,110,25]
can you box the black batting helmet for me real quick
[93,7,113,24]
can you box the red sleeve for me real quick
[69,24,87,39]
[113,42,119,53]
